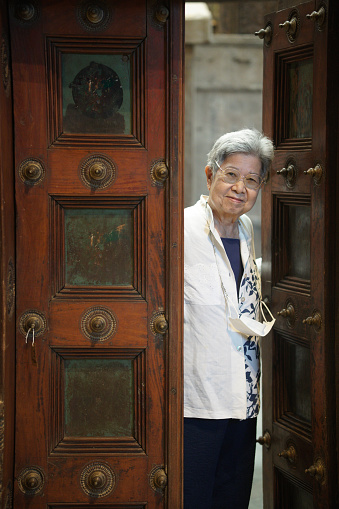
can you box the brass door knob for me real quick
[22,162,41,180]
[86,5,104,24]
[279,444,297,464]
[22,472,42,490]
[15,3,35,21]
[89,316,106,333]
[18,466,45,495]
[277,302,296,327]
[256,430,271,449]
[149,465,167,492]
[277,165,293,177]
[279,17,297,35]
[87,470,107,490]
[152,314,168,335]
[305,458,325,484]
[80,462,115,497]
[19,159,45,186]
[151,161,169,185]
[80,154,115,189]
[277,164,296,187]
[81,306,117,342]
[88,162,107,181]
[277,303,295,319]
[254,24,272,45]
[19,310,47,338]
[304,164,322,184]
[303,311,322,331]
[306,6,326,28]
[155,6,169,23]
[154,468,167,489]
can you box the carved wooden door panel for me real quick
[10,1,183,507]
[260,1,338,507]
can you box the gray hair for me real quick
[207,128,274,179]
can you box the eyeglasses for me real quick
[215,161,263,190]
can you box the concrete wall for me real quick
[185,4,264,255]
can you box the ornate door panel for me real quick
[10,1,183,507]
[260,1,338,507]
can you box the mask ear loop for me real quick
[260,300,275,323]
[239,217,275,326]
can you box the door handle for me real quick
[150,311,168,335]
[277,164,296,187]
[254,24,272,45]
[278,444,297,465]
[19,310,47,339]
[305,458,326,484]
[303,310,322,331]
[19,310,47,364]
[277,303,295,319]
[155,6,169,24]
[279,16,298,37]
[149,465,167,493]
[277,301,296,327]
[306,6,326,29]
[304,164,323,184]
[256,430,271,449]
[278,10,299,42]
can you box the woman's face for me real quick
[206,153,262,222]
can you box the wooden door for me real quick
[260,1,338,507]
[9,1,183,507]
[0,2,16,508]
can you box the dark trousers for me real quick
[184,417,257,509]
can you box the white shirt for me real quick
[184,196,261,420]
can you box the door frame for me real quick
[0,1,184,507]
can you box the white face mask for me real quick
[229,301,275,337]
[209,229,275,337]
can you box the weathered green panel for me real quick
[288,58,313,139]
[285,341,311,423]
[64,358,134,437]
[288,205,310,280]
[62,53,132,134]
[65,208,133,286]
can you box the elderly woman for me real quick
[184,128,274,509]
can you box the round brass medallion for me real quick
[149,465,167,493]
[148,2,169,29]
[19,158,45,186]
[150,309,168,335]
[81,306,117,342]
[80,154,116,190]
[17,466,45,495]
[11,2,40,24]
[80,462,116,497]
[150,159,168,187]
[76,1,112,32]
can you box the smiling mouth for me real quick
[227,196,244,203]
